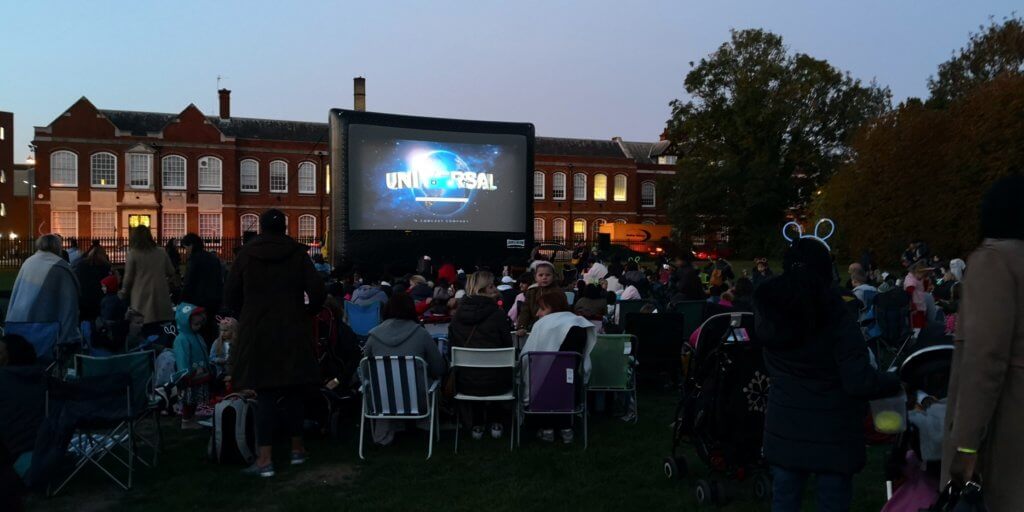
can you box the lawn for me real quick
[26,388,889,512]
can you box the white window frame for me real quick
[91,211,117,238]
[641,180,656,208]
[573,173,587,201]
[198,213,223,240]
[198,156,223,191]
[161,155,187,190]
[298,214,317,239]
[127,152,152,189]
[552,218,566,242]
[269,160,288,193]
[572,218,586,241]
[533,217,545,241]
[162,212,186,239]
[297,162,316,194]
[51,211,78,238]
[615,218,627,224]
[614,174,628,202]
[240,213,260,235]
[552,172,566,201]
[592,218,607,238]
[90,152,117,188]
[240,159,259,192]
[533,171,545,200]
[593,173,608,202]
[50,150,78,187]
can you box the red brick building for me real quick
[30,90,676,246]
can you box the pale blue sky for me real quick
[1,1,1017,162]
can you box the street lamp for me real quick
[25,144,37,240]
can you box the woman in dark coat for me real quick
[448,270,515,439]
[73,242,112,323]
[753,237,899,511]
[225,209,326,478]
[180,233,224,342]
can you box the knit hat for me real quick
[100,275,119,292]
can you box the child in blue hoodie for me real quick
[173,302,211,429]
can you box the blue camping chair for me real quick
[345,301,382,339]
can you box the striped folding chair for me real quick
[358,356,440,460]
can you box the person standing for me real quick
[180,233,224,341]
[225,209,326,478]
[120,226,178,330]
[73,241,112,326]
[943,176,1024,511]
[6,235,81,345]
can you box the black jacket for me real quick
[182,249,224,312]
[672,263,706,301]
[73,260,111,321]
[754,280,900,475]
[448,295,514,396]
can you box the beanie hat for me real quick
[100,275,119,292]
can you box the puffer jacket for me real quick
[448,295,514,395]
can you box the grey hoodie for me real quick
[363,318,446,380]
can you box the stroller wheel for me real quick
[753,472,773,501]
[695,479,717,505]
[663,456,688,479]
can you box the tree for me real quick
[663,29,891,256]
[928,15,1024,108]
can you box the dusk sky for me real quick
[2,1,1018,162]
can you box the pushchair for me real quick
[306,307,359,438]
[664,311,772,506]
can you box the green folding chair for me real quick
[587,334,638,423]
[671,300,707,340]
[615,300,647,324]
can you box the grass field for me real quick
[27,388,889,512]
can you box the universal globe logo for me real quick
[385,150,497,215]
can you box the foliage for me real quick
[815,75,1024,266]
[663,29,891,257]
[928,15,1024,108]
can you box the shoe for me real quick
[490,423,503,440]
[241,461,275,478]
[471,426,484,441]
[560,428,574,444]
[537,428,555,443]
[290,451,308,466]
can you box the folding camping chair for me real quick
[670,300,706,340]
[345,301,382,339]
[49,351,159,494]
[517,351,587,449]
[450,347,516,453]
[358,356,440,460]
[615,299,647,325]
[588,334,638,423]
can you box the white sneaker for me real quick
[560,428,574,444]
[490,423,503,439]
[537,428,555,442]
[471,426,484,440]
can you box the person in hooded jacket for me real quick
[754,237,900,512]
[448,271,515,440]
[225,209,326,478]
[180,233,224,343]
[363,292,446,446]
[171,303,211,430]
[351,280,389,306]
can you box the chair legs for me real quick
[358,396,367,460]
[426,393,436,460]
[454,402,460,454]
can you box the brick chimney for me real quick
[353,77,366,112]
[218,89,231,119]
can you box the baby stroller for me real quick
[306,307,359,438]
[664,311,772,506]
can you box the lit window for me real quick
[615,218,627,224]
[552,172,566,200]
[240,213,260,235]
[52,211,78,238]
[614,175,627,202]
[270,160,288,193]
[162,156,186,189]
[198,157,222,191]
[573,173,587,201]
[240,160,259,192]
[90,152,117,188]
[0,203,5,217]
[199,213,222,240]
[51,151,78,187]
[641,181,656,207]
[533,218,545,240]
[573,219,586,240]
[298,162,316,194]
[552,218,566,242]
[0,127,4,140]
[593,174,607,201]
[533,171,545,199]
[1,170,6,184]
[128,153,152,188]
[298,215,317,239]
[91,211,117,238]
[325,165,331,194]
[592,218,606,238]
[163,213,186,239]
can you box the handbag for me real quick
[925,481,989,512]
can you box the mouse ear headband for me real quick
[782,218,835,251]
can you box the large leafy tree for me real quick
[928,15,1024,107]
[663,29,890,256]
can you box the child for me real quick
[210,317,237,382]
[124,309,147,352]
[172,303,212,429]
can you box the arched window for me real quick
[592,218,607,238]
[641,181,656,207]
[270,160,288,193]
[298,162,316,194]
[642,219,656,226]
[162,155,186,190]
[90,152,117,188]
[552,218,566,242]
[614,218,627,224]
[533,171,545,199]
[240,213,260,235]
[198,156,222,191]
[573,173,587,201]
[533,217,545,240]
[593,173,607,201]
[298,215,317,239]
[573,219,586,241]
[50,150,78,187]
[240,159,259,192]
[552,172,566,200]
[614,174,627,202]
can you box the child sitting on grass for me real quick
[173,303,212,429]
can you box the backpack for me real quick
[208,394,257,465]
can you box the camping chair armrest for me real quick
[427,380,440,393]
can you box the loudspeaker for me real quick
[598,233,611,251]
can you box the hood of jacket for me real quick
[241,234,307,263]
[352,285,386,302]
[454,295,499,325]
[368,318,423,347]
[175,302,202,337]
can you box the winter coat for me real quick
[352,285,388,306]
[99,293,126,324]
[6,251,81,345]
[181,249,224,314]
[121,247,177,325]
[171,303,210,381]
[225,234,326,390]
[751,268,774,288]
[942,239,1024,512]
[448,295,514,395]
[73,259,110,322]
[754,281,899,475]
[515,284,557,332]
[363,319,446,380]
